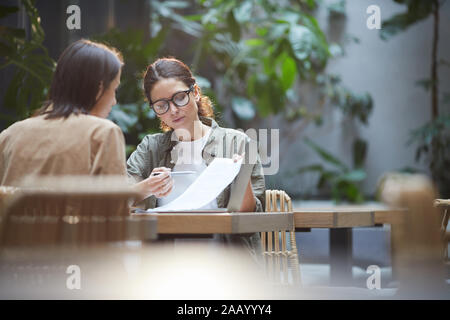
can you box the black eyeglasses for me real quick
[150,85,194,115]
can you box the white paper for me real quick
[146,157,242,212]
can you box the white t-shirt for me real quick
[157,128,219,209]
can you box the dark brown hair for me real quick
[143,57,214,132]
[36,39,123,119]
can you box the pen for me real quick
[151,171,196,176]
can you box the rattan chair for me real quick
[261,189,301,285]
[0,186,20,209]
[434,199,450,261]
[0,186,20,227]
[0,176,155,247]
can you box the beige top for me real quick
[0,113,127,186]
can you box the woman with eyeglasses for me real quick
[127,57,265,214]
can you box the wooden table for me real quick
[134,211,294,235]
[293,207,375,229]
[293,205,406,286]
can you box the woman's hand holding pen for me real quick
[149,167,174,198]
[135,167,174,200]
[133,154,242,202]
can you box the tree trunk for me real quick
[431,0,439,120]
[430,0,440,189]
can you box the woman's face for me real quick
[150,78,200,132]
[90,69,121,118]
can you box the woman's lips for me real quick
[172,116,185,123]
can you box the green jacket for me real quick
[127,117,266,211]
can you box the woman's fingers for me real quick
[150,167,171,176]
[151,171,170,183]
[154,181,173,198]
[134,167,174,199]
[141,167,174,198]
[150,176,171,193]
[156,179,174,198]
[232,153,244,163]
[149,167,171,183]
[151,172,173,198]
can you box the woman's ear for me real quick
[95,81,104,101]
[194,84,201,102]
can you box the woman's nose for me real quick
[169,101,179,114]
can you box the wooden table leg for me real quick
[389,224,398,282]
[329,228,353,286]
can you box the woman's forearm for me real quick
[240,181,256,212]
[131,180,149,203]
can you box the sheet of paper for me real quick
[145,157,242,212]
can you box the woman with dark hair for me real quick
[0,39,126,186]
[127,58,266,257]
[127,57,265,212]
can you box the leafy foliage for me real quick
[380,0,435,40]
[380,0,449,197]
[150,0,331,120]
[408,115,450,197]
[297,137,367,203]
[317,74,373,125]
[0,0,55,125]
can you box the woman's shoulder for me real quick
[215,125,251,143]
[205,118,248,140]
[140,131,169,143]
[221,126,248,137]
[0,116,45,138]
[0,115,124,146]
[137,131,172,150]
[66,114,124,138]
[5,113,120,131]
[3,115,42,129]
[79,114,121,129]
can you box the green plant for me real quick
[380,0,449,197]
[0,0,55,126]
[150,0,331,123]
[408,115,450,197]
[293,74,373,202]
[297,137,367,203]
[316,73,373,125]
